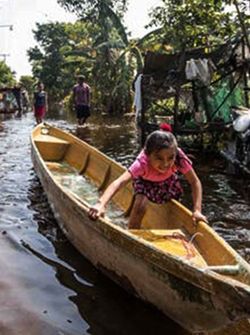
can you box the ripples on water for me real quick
[0,111,249,334]
[0,113,189,335]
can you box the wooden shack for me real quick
[137,35,250,148]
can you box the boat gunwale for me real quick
[30,124,250,295]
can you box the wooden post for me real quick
[173,89,180,133]
[233,0,250,53]
[242,38,249,108]
[192,81,199,117]
[140,75,146,147]
[173,49,186,133]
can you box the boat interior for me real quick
[32,124,250,283]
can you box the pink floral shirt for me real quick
[128,148,192,182]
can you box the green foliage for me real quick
[27,0,247,117]
[0,61,15,87]
[28,2,138,113]
[28,0,150,114]
[56,0,141,113]
[57,0,128,21]
[28,22,88,103]
[58,0,129,47]
[19,75,36,97]
[148,0,236,50]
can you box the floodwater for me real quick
[0,110,249,335]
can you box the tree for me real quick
[57,0,128,37]
[28,22,76,103]
[19,75,36,98]
[57,0,136,113]
[148,0,236,50]
[0,61,15,87]
[228,0,250,51]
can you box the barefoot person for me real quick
[73,75,91,126]
[89,130,207,229]
[33,82,48,124]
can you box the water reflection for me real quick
[27,174,189,335]
[180,154,250,263]
[0,110,249,335]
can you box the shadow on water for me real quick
[0,112,188,334]
[27,173,189,335]
[0,109,250,334]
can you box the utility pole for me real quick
[0,53,10,61]
[0,24,13,61]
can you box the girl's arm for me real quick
[184,168,207,223]
[89,170,132,220]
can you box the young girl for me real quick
[89,130,207,229]
[33,82,48,124]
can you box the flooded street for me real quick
[0,111,250,334]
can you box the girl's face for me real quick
[148,146,176,173]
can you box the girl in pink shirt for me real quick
[89,130,207,228]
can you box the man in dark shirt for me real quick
[72,75,91,125]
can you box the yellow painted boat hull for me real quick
[31,124,250,333]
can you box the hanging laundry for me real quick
[133,73,143,124]
[185,58,215,86]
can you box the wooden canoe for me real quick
[31,123,250,333]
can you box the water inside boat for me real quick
[34,127,250,283]
[46,161,128,229]
[46,161,206,268]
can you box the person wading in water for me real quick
[33,82,48,124]
[72,75,91,126]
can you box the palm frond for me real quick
[94,40,125,50]
[136,27,165,46]
[64,49,94,59]
[130,46,144,72]
[102,2,129,45]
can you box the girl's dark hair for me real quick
[144,130,178,155]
